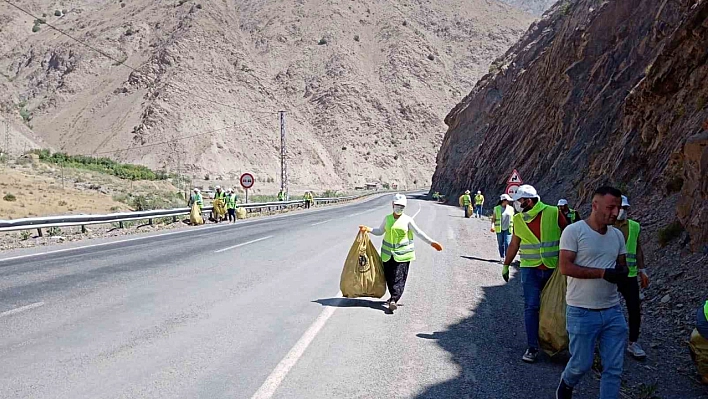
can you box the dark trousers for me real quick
[617,276,641,342]
[305,201,311,209]
[463,206,471,218]
[227,208,236,222]
[383,257,410,303]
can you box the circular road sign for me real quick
[240,173,254,189]
[506,183,521,197]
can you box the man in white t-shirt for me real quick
[556,186,629,399]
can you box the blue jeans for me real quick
[697,306,708,338]
[562,305,628,399]
[474,204,482,217]
[496,230,511,258]
[520,267,554,349]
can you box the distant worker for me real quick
[614,195,649,360]
[213,186,227,223]
[226,189,238,223]
[502,184,568,363]
[474,190,485,218]
[188,188,203,210]
[359,194,443,313]
[490,194,515,263]
[277,189,285,201]
[304,191,314,209]
[557,199,580,223]
[459,190,472,218]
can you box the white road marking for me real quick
[412,203,422,218]
[0,302,45,318]
[310,219,332,226]
[214,235,274,253]
[251,292,343,399]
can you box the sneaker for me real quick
[556,379,573,399]
[627,342,647,360]
[388,301,398,312]
[522,348,539,363]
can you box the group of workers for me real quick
[188,186,241,223]
[458,190,485,218]
[455,183,707,397]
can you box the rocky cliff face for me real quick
[432,0,708,251]
[0,0,533,193]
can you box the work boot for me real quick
[522,347,539,363]
[556,379,573,399]
[388,301,398,312]
[627,342,647,360]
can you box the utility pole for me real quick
[279,111,288,200]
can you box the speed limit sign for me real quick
[240,173,254,189]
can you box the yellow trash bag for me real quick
[539,267,568,356]
[213,198,226,221]
[190,203,204,225]
[340,231,386,298]
[689,329,708,381]
[236,207,247,220]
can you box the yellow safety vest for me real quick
[625,220,640,277]
[568,209,578,223]
[226,195,237,209]
[494,205,514,232]
[475,194,484,205]
[704,300,708,321]
[381,214,415,263]
[512,202,561,268]
[214,191,226,200]
[460,194,471,206]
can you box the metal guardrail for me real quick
[0,194,374,234]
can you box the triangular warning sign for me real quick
[507,169,523,184]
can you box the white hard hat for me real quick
[500,194,512,201]
[621,195,630,207]
[557,199,568,206]
[465,190,470,194]
[392,193,407,207]
[216,185,221,189]
[477,190,481,194]
[193,188,200,192]
[512,184,539,201]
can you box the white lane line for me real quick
[251,292,342,399]
[214,235,274,253]
[310,219,332,226]
[412,203,422,218]
[0,302,45,318]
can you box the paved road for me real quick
[0,194,701,398]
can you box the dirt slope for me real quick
[0,0,534,192]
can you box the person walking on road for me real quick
[490,194,515,262]
[614,195,649,360]
[474,190,485,218]
[226,189,238,223]
[558,199,581,224]
[304,191,314,209]
[502,184,568,363]
[459,190,472,218]
[556,186,629,399]
[359,194,443,313]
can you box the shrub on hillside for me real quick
[54,10,62,16]
[31,149,168,181]
[318,38,327,45]
[354,35,360,42]
[3,193,16,201]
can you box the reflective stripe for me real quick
[520,250,559,260]
[383,239,414,249]
[520,241,559,250]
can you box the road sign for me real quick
[240,173,254,189]
[507,169,523,185]
[506,183,521,197]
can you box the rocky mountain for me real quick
[0,0,533,193]
[500,0,558,16]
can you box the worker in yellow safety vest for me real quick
[557,199,581,223]
[226,188,238,223]
[490,194,515,262]
[213,186,227,223]
[691,299,708,385]
[474,190,485,218]
[459,190,472,218]
[188,188,203,210]
[614,195,649,360]
[502,184,568,363]
[304,191,314,209]
[359,193,443,313]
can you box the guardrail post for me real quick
[172,216,177,223]
[37,228,43,237]
[149,218,153,226]
[81,225,87,234]
[119,221,124,229]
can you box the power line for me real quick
[2,0,275,116]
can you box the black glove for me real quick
[602,264,629,284]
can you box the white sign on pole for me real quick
[240,173,254,189]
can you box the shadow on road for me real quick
[313,298,389,313]
[412,271,567,398]
[460,255,500,264]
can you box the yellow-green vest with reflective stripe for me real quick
[512,203,561,268]
[461,194,471,206]
[381,214,415,262]
[215,191,226,200]
[568,209,578,223]
[226,194,237,209]
[494,205,513,232]
[704,300,707,321]
[625,220,640,277]
[475,194,484,205]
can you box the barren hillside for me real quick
[0,0,534,193]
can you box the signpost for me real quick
[240,173,254,203]
[505,169,523,197]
